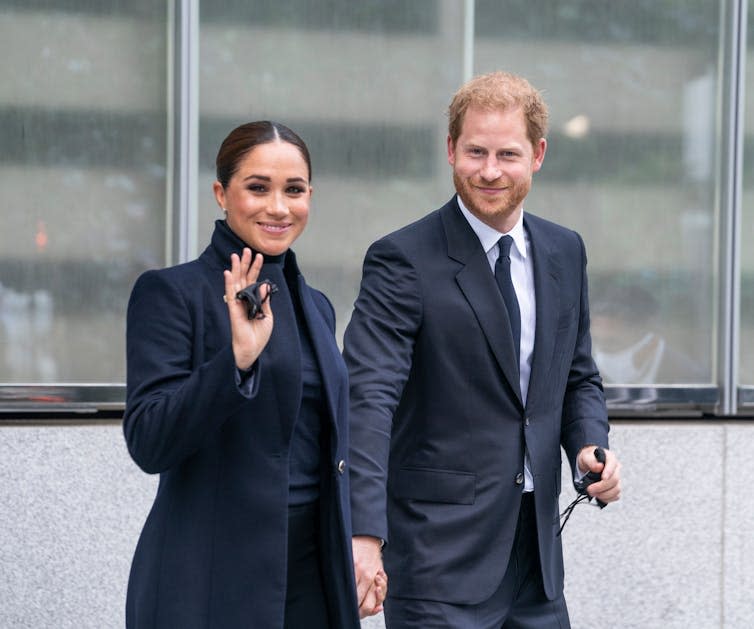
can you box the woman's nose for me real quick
[269,193,289,216]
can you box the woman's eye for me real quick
[287,186,306,194]
[248,184,267,193]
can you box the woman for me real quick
[123,121,383,627]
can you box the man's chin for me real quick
[459,195,523,229]
[464,196,506,218]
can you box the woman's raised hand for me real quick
[223,248,274,370]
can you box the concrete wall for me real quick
[1,419,752,629]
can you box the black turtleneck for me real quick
[287,273,325,506]
[217,221,323,506]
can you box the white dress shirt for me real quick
[457,197,537,491]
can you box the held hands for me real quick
[576,445,622,505]
[224,248,274,370]
[352,535,388,618]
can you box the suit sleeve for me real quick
[559,233,610,471]
[123,270,259,474]
[343,238,422,540]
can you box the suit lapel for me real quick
[524,215,561,407]
[442,201,523,407]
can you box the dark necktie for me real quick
[495,235,521,364]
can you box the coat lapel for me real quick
[441,201,523,407]
[262,261,302,444]
[296,275,341,442]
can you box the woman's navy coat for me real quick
[123,221,359,628]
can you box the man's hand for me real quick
[576,446,622,504]
[352,535,387,618]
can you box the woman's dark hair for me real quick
[215,120,312,188]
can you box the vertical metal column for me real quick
[169,0,199,265]
[462,0,474,82]
[717,0,746,415]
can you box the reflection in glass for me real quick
[0,3,169,382]
[197,0,464,342]
[590,284,706,385]
[474,0,721,384]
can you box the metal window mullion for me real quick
[173,0,199,265]
[717,0,746,416]
[462,0,474,82]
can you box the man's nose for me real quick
[480,158,502,181]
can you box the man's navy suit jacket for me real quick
[344,197,609,605]
[123,221,359,628]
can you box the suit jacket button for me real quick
[337,460,346,474]
[515,472,525,485]
[525,417,530,426]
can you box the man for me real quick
[344,71,621,628]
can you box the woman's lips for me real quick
[258,222,291,233]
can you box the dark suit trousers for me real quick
[384,493,571,629]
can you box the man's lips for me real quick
[474,185,507,194]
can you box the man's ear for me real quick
[447,135,456,166]
[532,138,547,172]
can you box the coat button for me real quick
[337,460,346,474]
[525,417,530,426]
[515,472,524,485]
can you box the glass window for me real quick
[474,0,721,387]
[1,0,751,415]
[197,0,465,340]
[0,1,169,384]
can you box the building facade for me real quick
[1,2,753,627]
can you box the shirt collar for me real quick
[456,195,528,258]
